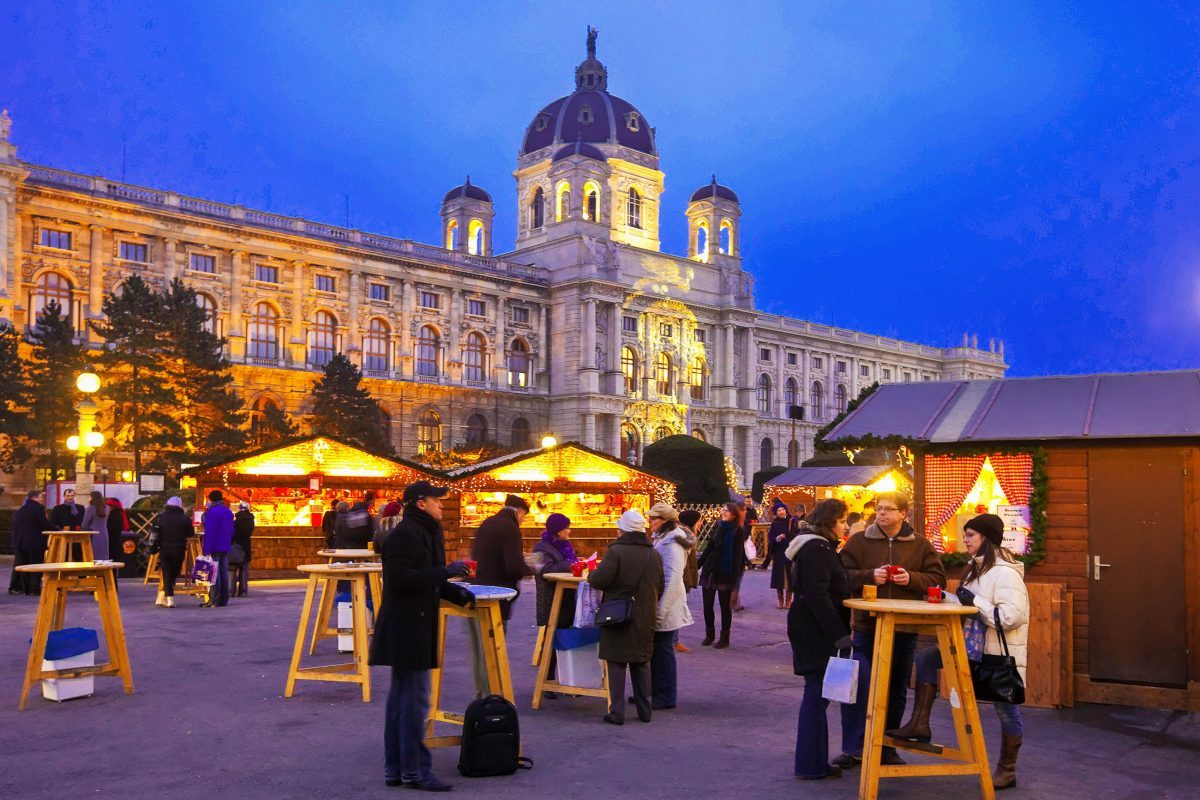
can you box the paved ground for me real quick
[1,562,1197,799]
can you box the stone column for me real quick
[583,413,596,449]
[289,260,305,344]
[538,303,551,376]
[447,287,461,381]
[0,192,12,303]
[605,301,621,394]
[228,250,246,360]
[397,279,412,379]
[347,269,362,356]
[722,324,735,386]
[161,237,178,288]
[87,224,106,322]
[493,296,507,387]
[581,299,597,392]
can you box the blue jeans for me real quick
[840,629,918,757]
[914,646,1023,736]
[210,551,230,606]
[651,630,678,707]
[385,669,433,782]
[796,670,833,777]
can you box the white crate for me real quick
[41,651,96,702]
[336,602,373,653]
[555,642,604,689]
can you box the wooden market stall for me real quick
[442,441,676,559]
[821,371,1200,711]
[181,436,440,577]
[763,462,911,517]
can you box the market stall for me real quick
[763,463,911,518]
[443,441,676,559]
[181,436,440,577]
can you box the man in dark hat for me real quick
[201,489,235,607]
[370,480,472,792]
[472,493,533,622]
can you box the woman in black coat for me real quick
[785,498,852,780]
[696,502,746,649]
[232,504,255,597]
[151,497,195,607]
[761,501,796,609]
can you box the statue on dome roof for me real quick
[587,25,598,59]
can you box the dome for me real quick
[689,176,739,204]
[442,177,492,205]
[519,29,656,158]
[552,140,607,163]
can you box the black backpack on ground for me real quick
[458,694,533,777]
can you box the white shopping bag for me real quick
[822,652,859,704]
[573,580,602,628]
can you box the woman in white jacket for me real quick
[889,513,1028,790]
[646,503,695,710]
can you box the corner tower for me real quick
[440,177,494,256]
[686,176,741,267]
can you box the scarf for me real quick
[106,498,129,531]
[540,529,576,563]
[717,519,738,574]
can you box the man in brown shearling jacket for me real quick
[833,491,945,770]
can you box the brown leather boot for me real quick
[714,631,730,649]
[887,681,937,742]
[701,629,715,646]
[993,734,1021,790]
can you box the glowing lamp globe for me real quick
[540,435,557,449]
[85,430,105,449]
[76,371,101,394]
[66,435,81,451]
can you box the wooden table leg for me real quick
[368,572,382,618]
[859,613,896,800]
[144,552,159,585]
[532,625,545,667]
[19,575,60,710]
[285,574,319,698]
[52,583,69,631]
[350,576,371,703]
[427,606,450,740]
[80,538,94,562]
[946,619,995,799]
[97,570,134,695]
[531,582,565,710]
[309,578,337,655]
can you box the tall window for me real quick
[810,381,825,420]
[465,414,488,444]
[530,188,544,229]
[757,373,773,415]
[760,437,774,470]
[307,311,337,367]
[556,182,571,222]
[417,410,441,454]
[511,417,531,449]
[364,318,390,373]
[196,294,218,335]
[507,338,531,388]
[416,326,440,377]
[784,378,798,411]
[584,182,599,221]
[720,219,734,255]
[654,352,674,396]
[249,303,280,360]
[626,187,642,229]
[696,222,708,260]
[835,384,849,414]
[689,358,707,401]
[31,272,73,325]
[445,219,458,250]
[620,423,641,464]
[463,332,487,383]
[621,346,638,393]
[468,219,485,255]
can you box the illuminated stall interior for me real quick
[764,464,912,518]
[922,452,1033,556]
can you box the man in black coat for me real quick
[50,488,85,529]
[369,481,472,792]
[9,489,55,595]
[471,494,532,622]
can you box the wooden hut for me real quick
[764,463,912,517]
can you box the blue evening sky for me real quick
[4,1,1199,376]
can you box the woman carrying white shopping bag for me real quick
[785,499,853,781]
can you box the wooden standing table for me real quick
[16,562,134,710]
[145,536,205,597]
[309,550,382,654]
[44,531,94,563]
[285,563,381,702]
[426,584,517,749]
[844,597,994,800]
[531,573,608,709]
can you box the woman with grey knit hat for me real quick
[150,496,196,607]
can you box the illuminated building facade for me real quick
[0,33,1005,481]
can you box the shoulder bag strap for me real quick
[992,606,1011,657]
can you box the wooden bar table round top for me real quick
[844,597,994,800]
[317,549,380,562]
[15,561,133,710]
[44,531,94,563]
[309,551,383,655]
[531,573,608,710]
[426,584,518,749]
[285,562,382,703]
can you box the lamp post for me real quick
[65,370,103,496]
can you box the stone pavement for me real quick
[0,563,1197,799]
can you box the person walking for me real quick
[673,509,704,653]
[8,489,54,596]
[833,491,945,769]
[697,502,746,648]
[888,513,1028,790]
[786,499,853,780]
[646,503,694,710]
[321,499,339,548]
[335,491,376,550]
[532,513,576,692]
[588,509,663,725]
[763,500,796,609]
[201,490,235,607]
[151,496,194,608]
[730,497,757,611]
[80,490,110,561]
[369,480,473,791]
[232,501,255,597]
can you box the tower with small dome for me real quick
[440,177,494,256]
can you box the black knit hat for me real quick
[965,513,1004,547]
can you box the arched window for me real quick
[417,410,442,454]
[463,332,487,383]
[530,188,544,229]
[695,221,709,262]
[784,377,799,412]
[654,425,673,442]
[416,325,440,378]
[249,395,281,445]
[468,219,485,255]
[788,439,800,468]
[584,181,600,222]
[445,219,458,250]
[760,437,774,470]
[757,373,773,415]
[654,352,674,396]
[31,272,73,325]
[307,310,337,367]
[720,219,734,255]
[689,357,707,401]
[621,346,639,393]
[626,187,642,229]
[810,381,825,421]
[249,303,280,360]
[691,428,707,443]
[511,417,531,449]
[507,338,531,388]
[556,182,571,222]
[620,423,641,464]
[465,413,488,444]
[364,318,390,373]
[835,384,849,414]
[195,293,218,335]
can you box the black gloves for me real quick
[955,585,976,607]
[834,635,854,652]
[446,560,470,578]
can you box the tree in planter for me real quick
[310,353,392,455]
[24,301,89,479]
[0,321,29,473]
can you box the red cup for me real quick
[887,565,903,581]
[465,560,477,577]
[570,561,585,578]
[927,586,943,603]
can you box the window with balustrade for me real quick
[364,318,390,373]
[507,338,531,388]
[463,332,487,383]
[31,272,73,326]
[307,311,337,367]
[416,326,440,377]
[249,303,280,360]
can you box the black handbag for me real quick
[593,550,652,628]
[969,607,1025,705]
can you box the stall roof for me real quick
[822,371,1200,444]
[765,464,895,488]
[181,435,436,479]
[444,441,674,487]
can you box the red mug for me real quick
[927,586,943,603]
[887,565,903,581]
[570,561,585,578]
[465,560,477,577]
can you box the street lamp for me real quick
[66,370,103,495]
[540,434,557,449]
